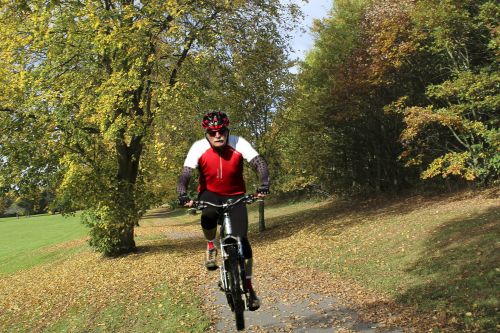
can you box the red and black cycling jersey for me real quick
[183,135,259,196]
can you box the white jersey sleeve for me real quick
[183,139,210,168]
[229,136,259,162]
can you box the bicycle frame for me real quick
[218,208,247,297]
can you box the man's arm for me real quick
[249,155,270,194]
[177,166,193,205]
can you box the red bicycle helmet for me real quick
[202,111,230,131]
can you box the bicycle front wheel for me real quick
[226,246,245,331]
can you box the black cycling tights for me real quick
[199,190,253,259]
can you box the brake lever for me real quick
[245,195,260,204]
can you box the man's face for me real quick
[206,128,228,148]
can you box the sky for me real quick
[288,0,333,60]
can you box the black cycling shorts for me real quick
[199,190,252,259]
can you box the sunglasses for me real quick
[206,128,227,137]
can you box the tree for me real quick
[0,193,14,217]
[273,0,498,196]
[272,0,409,195]
[398,0,500,183]
[0,0,299,255]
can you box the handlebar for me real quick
[188,194,261,214]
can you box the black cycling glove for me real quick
[256,185,270,195]
[178,194,191,206]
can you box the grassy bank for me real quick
[1,190,497,332]
[260,189,499,332]
[0,213,88,275]
[44,281,208,333]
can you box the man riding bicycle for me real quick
[177,111,270,311]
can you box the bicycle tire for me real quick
[226,245,245,331]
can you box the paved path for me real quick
[199,252,407,332]
[205,279,404,332]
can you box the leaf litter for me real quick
[0,209,415,332]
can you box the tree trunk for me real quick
[374,143,382,193]
[112,136,143,255]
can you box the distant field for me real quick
[0,213,88,275]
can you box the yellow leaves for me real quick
[400,106,434,141]
[0,66,27,110]
[400,72,497,181]
[383,96,408,115]
[363,0,417,80]
[58,158,92,202]
[421,152,477,180]
[0,221,204,330]
[133,18,152,32]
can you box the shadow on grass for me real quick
[130,192,498,332]
[396,206,500,331]
[250,200,353,241]
[246,195,499,331]
[134,201,349,258]
[139,208,200,228]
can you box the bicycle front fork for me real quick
[219,242,247,293]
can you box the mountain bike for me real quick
[190,194,258,331]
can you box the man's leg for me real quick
[200,191,220,270]
[229,198,260,311]
[202,227,216,244]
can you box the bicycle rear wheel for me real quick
[226,246,245,331]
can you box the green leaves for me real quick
[401,69,499,182]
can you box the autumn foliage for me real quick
[273,0,499,195]
[0,1,297,255]
[0,0,497,253]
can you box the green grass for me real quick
[139,208,199,228]
[248,199,321,223]
[0,210,209,333]
[0,213,88,275]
